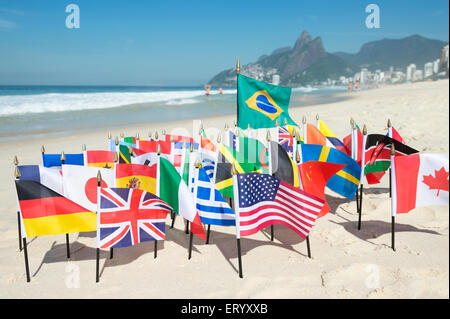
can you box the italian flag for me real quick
[158,157,206,240]
[392,153,449,215]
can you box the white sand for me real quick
[0,80,448,298]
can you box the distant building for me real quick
[413,70,423,82]
[433,59,440,74]
[272,74,280,86]
[360,68,368,84]
[440,45,449,74]
[406,64,416,82]
[424,62,434,78]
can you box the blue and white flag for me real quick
[193,167,235,226]
[18,165,64,195]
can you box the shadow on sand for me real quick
[29,221,313,278]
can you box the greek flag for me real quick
[194,167,235,226]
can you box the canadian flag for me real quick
[392,153,449,215]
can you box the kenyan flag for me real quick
[364,134,418,184]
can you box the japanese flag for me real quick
[392,154,449,215]
[62,165,116,213]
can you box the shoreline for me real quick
[0,87,351,143]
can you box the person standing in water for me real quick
[219,87,223,95]
[347,80,353,92]
[205,84,211,97]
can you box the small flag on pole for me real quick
[234,173,324,239]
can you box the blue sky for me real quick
[0,0,448,85]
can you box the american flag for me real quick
[277,126,294,158]
[97,188,172,249]
[235,173,324,239]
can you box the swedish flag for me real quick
[237,74,297,129]
[300,144,361,199]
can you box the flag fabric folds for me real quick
[15,180,97,237]
[116,163,157,194]
[97,188,172,248]
[200,135,217,181]
[42,153,84,168]
[194,167,235,226]
[392,154,449,215]
[298,161,346,218]
[18,165,63,195]
[85,150,115,169]
[318,120,347,154]
[158,157,206,240]
[233,173,324,239]
[304,123,327,145]
[364,134,418,184]
[237,74,296,129]
[62,165,116,213]
[300,144,361,199]
[269,141,300,188]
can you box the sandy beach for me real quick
[0,79,448,299]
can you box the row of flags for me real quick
[13,72,449,277]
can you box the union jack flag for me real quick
[277,126,294,157]
[97,188,172,249]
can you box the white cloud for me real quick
[0,18,17,29]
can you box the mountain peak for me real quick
[294,30,312,50]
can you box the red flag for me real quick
[298,161,346,218]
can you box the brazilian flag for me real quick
[237,74,297,129]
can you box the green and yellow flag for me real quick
[237,74,297,129]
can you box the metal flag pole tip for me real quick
[387,119,392,128]
[14,166,21,179]
[60,151,66,162]
[115,136,119,146]
[108,132,112,139]
[302,116,306,125]
[157,144,161,156]
[41,145,45,154]
[82,144,86,151]
[97,170,103,183]
[13,155,19,166]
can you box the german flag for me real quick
[86,150,115,169]
[116,163,157,194]
[15,180,96,237]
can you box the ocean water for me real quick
[0,85,347,142]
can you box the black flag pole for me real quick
[14,156,23,252]
[206,224,211,244]
[358,125,368,230]
[170,211,176,228]
[188,231,193,260]
[231,159,243,278]
[96,170,102,283]
[154,241,158,259]
[266,129,275,242]
[390,143,396,251]
[22,238,31,283]
[61,152,71,259]
[387,119,392,198]
[306,236,311,259]
[15,166,30,282]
